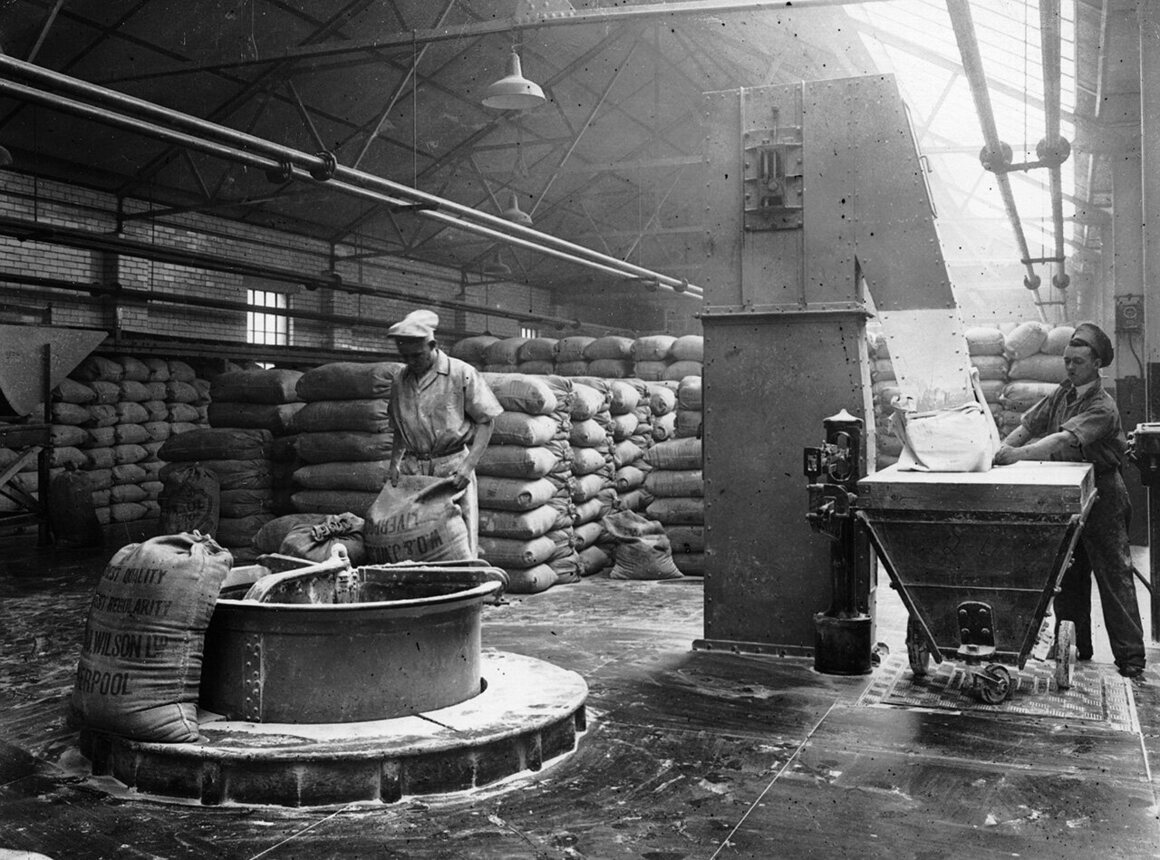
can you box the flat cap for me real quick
[387,309,440,339]
[1071,321,1114,365]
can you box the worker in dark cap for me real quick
[993,321,1145,678]
[386,310,503,557]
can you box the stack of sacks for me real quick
[964,326,1010,435]
[647,381,681,443]
[568,380,617,576]
[207,369,305,520]
[632,335,677,382]
[574,377,643,511]
[162,360,212,515]
[605,379,654,510]
[289,361,400,516]
[67,355,159,525]
[137,358,178,495]
[476,373,578,594]
[158,427,274,551]
[674,375,703,440]
[554,336,595,377]
[867,332,902,469]
[109,355,164,523]
[0,355,210,528]
[0,378,87,523]
[518,337,559,376]
[583,335,635,379]
[642,436,705,576]
[624,379,654,453]
[165,359,210,435]
[540,374,585,584]
[450,334,500,370]
[46,379,104,521]
[998,321,1071,438]
[482,337,527,374]
[663,335,704,382]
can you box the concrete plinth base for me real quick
[78,650,587,808]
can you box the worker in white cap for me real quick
[386,310,502,557]
[992,321,1145,679]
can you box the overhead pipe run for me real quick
[0,55,702,299]
[1038,0,1070,291]
[944,0,1045,315]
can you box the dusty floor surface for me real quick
[1,541,1159,859]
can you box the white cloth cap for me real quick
[388,309,440,339]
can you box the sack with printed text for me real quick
[364,475,472,563]
[71,532,231,742]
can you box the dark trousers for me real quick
[1054,470,1146,670]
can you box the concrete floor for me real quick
[2,541,1160,859]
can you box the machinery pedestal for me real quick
[813,613,873,675]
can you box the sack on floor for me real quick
[280,512,366,565]
[48,467,102,547]
[364,475,472,563]
[71,532,232,742]
[251,513,330,553]
[603,509,683,581]
[159,464,220,535]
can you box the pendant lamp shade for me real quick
[502,191,533,226]
[482,249,511,277]
[482,52,545,110]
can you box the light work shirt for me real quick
[388,350,502,458]
[1020,377,1126,472]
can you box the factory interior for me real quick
[2,0,1160,857]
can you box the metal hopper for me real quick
[856,461,1095,703]
[0,324,107,538]
[0,324,107,417]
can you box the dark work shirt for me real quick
[1020,377,1127,471]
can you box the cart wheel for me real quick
[1054,620,1076,690]
[976,664,1012,705]
[906,617,931,677]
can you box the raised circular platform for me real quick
[78,650,587,808]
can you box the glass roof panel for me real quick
[846,0,1076,320]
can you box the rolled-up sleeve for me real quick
[463,367,503,423]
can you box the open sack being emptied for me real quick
[889,371,1001,473]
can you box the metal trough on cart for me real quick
[855,462,1095,704]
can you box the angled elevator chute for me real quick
[695,74,971,656]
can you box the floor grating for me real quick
[858,653,1138,733]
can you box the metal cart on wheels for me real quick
[855,462,1096,704]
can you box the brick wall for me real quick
[0,173,563,351]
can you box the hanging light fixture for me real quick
[501,191,533,226]
[481,248,511,278]
[482,51,545,110]
[0,145,13,168]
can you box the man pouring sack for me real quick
[385,310,503,558]
[992,322,1146,679]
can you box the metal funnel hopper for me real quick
[0,324,107,416]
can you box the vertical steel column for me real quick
[38,343,51,547]
[1111,147,1149,546]
[1139,0,1160,638]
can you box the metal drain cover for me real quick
[858,654,1137,733]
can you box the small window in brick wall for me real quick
[247,289,288,346]
[520,325,539,339]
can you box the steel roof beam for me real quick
[99,0,894,84]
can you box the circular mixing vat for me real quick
[200,563,503,723]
